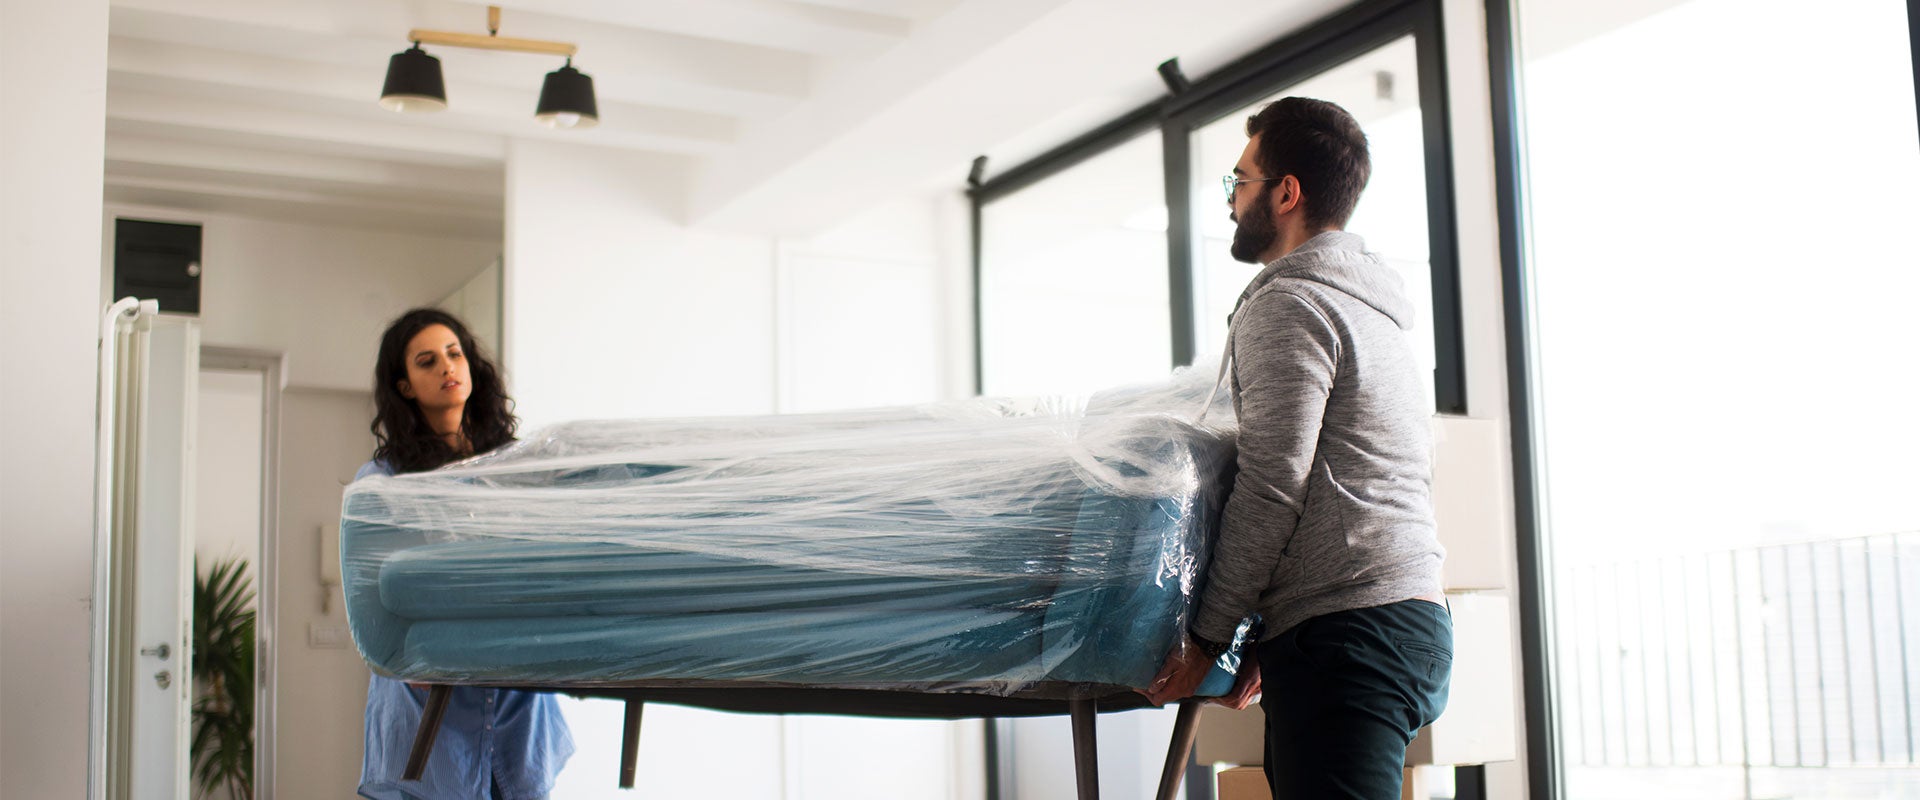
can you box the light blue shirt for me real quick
[354,460,575,800]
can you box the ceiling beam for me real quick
[488,0,911,58]
[104,177,503,240]
[104,116,498,170]
[108,1,810,117]
[104,135,503,202]
[108,38,740,156]
[104,160,503,218]
[786,0,961,18]
[107,87,509,163]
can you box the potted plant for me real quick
[191,558,255,800]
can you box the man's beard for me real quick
[1229,190,1278,264]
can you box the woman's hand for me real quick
[1141,636,1217,706]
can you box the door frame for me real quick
[200,347,284,798]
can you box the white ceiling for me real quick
[102,0,1354,240]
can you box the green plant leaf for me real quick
[192,557,255,799]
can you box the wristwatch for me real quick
[1189,629,1231,660]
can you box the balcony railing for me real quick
[1557,531,1920,771]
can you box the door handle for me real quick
[140,643,171,660]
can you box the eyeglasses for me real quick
[1223,175,1284,202]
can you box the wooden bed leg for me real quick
[619,699,644,789]
[403,684,452,781]
[1153,700,1203,800]
[1069,697,1099,800]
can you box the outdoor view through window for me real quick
[1520,0,1920,797]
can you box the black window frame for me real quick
[1485,0,1560,795]
[969,0,1468,417]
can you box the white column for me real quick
[502,138,778,429]
[0,0,110,796]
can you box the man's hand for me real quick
[1141,635,1217,707]
[1208,645,1261,710]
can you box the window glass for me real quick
[1518,0,1920,796]
[979,132,1169,397]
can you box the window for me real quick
[973,0,1464,416]
[978,132,1169,397]
[1503,0,1920,797]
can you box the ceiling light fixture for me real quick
[535,59,598,129]
[379,44,446,112]
[379,6,598,129]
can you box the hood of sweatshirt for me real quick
[1228,230,1415,331]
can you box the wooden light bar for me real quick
[407,6,577,58]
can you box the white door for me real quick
[99,307,199,800]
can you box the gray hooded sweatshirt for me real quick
[1191,230,1445,644]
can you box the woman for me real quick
[355,308,574,800]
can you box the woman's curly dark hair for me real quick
[370,308,517,475]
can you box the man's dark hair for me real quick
[1245,97,1371,230]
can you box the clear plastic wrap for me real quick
[340,365,1252,698]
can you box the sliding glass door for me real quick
[1510,1,1920,797]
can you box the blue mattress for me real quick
[341,376,1252,700]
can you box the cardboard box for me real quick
[1216,766,1268,800]
[1194,703,1265,766]
[1217,765,1429,800]
[1431,416,1511,592]
[1405,592,1517,766]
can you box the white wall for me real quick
[775,194,950,412]
[102,206,502,391]
[437,259,503,358]
[274,388,380,800]
[1004,709,1184,800]
[0,0,109,796]
[787,182,977,408]
[195,368,264,571]
[504,140,779,427]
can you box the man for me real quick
[1144,97,1452,799]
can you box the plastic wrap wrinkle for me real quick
[342,363,1248,696]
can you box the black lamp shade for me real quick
[380,45,447,112]
[536,63,598,129]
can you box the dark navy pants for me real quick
[1259,599,1453,799]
